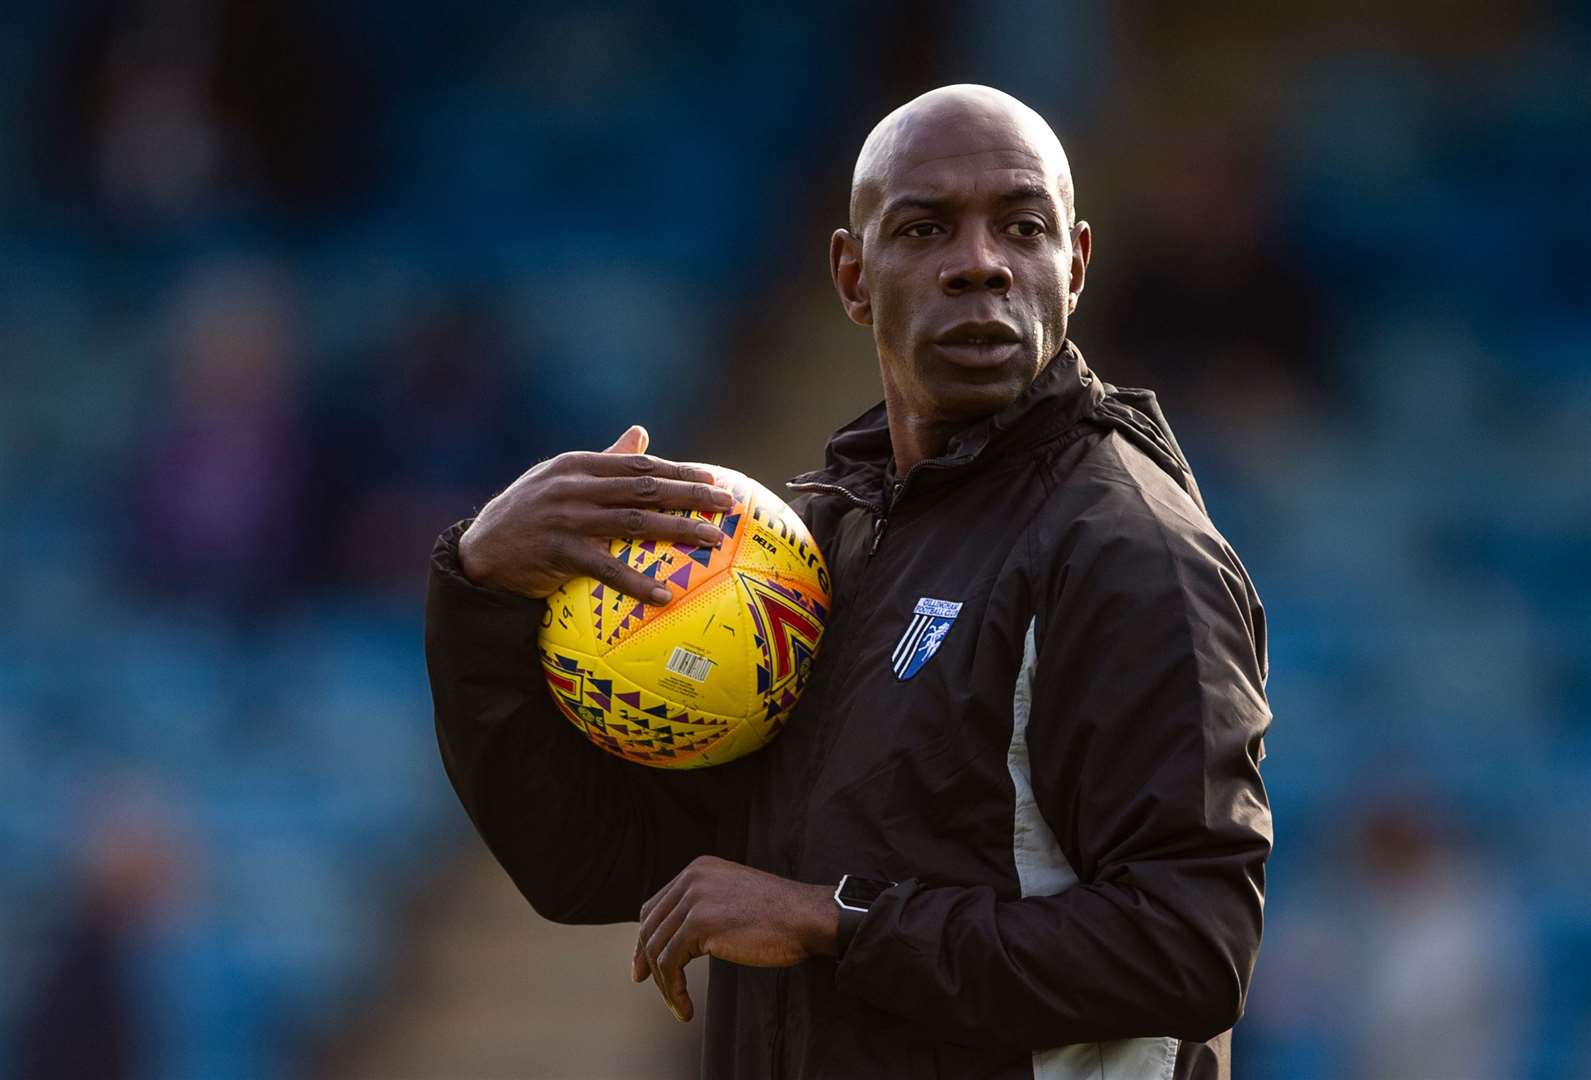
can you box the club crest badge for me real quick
[892,597,963,681]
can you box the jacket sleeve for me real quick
[834,515,1272,1047]
[425,520,743,924]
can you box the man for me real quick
[426,84,1272,1079]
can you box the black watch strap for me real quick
[835,901,866,957]
[833,874,895,958]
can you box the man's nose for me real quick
[939,232,1012,296]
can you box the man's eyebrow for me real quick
[995,182,1059,208]
[879,192,950,218]
[879,183,1060,219]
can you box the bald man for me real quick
[426,85,1272,1079]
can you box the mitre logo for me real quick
[892,597,963,681]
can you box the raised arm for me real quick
[426,426,747,924]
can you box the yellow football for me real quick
[538,467,830,768]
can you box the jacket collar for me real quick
[788,340,1106,511]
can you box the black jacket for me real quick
[425,342,1273,1079]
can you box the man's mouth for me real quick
[934,321,1023,369]
[937,320,1021,346]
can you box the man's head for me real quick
[830,85,1091,444]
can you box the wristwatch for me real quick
[833,874,896,958]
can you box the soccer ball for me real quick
[538,467,830,769]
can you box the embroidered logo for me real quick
[892,597,963,681]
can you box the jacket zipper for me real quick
[786,478,889,557]
[772,478,892,1076]
[766,466,938,1073]
[786,479,880,516]
[790,457,956,558]
[870,480,905,554]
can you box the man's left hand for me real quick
[632,855,838,1022]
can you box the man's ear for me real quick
[830,228,872,327]
[1067,220,1091,313]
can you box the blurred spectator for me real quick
[1348,802,1532,1080]
[8,784,190,1080]
[34,0,371,230]
[310,294,535,599]
[1097,125,1322,462]
[127,257,308,612]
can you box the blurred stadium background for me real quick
[1,2,1587,1078]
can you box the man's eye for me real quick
[1004,220,1045,238]
[901,222,943,238]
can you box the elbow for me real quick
[510,853,631,926]
[1167,941,1253,1041]
[507,858,602,926]
[525,890,587,926]
[1173,968,1247,1041]
[1167,878,1265,1040]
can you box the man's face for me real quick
[833,96,1089,428]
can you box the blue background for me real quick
[2,3,1587,1077]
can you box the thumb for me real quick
[604,424,649,455]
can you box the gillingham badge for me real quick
[891,597,963,680]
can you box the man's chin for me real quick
[924,375,1030,426]
[915,350,1037,421]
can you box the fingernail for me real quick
[688,468,716,484]
[713,490,735,508]
[650,587,672,605]
[695,524,724,545]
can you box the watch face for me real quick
[838,876,893,909]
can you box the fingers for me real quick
[565,450,721,488]
[631,936,649,984]
[603,425,649,455]
[556,506,726,604]
[578,508,725,548]
[653,924,697,1021]
[639,873,689,943]
[641,897,696,1023]
[564,546,675,606]
[637,874,695,1020]
[653,956,693,1022]
[642,893,692,976]
[582,475,735,514]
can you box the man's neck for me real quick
[885,407,960,478]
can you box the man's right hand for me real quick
[458,424,733,604]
